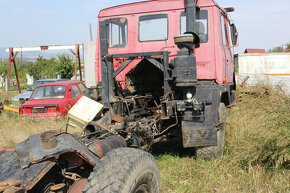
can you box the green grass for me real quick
[0,85,289,192]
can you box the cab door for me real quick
[220,12,233,83]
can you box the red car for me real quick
[19,80,87,119]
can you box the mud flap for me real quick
[182,121,217,148]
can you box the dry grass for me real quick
[156,85,289,192]
[226,85,289,169]
[0,85,289,192]
[0,88,67,147]
[0,113,66,147]
[157,155,289,193]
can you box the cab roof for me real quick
[98,0,217,18]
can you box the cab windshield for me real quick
[30,85,66,100]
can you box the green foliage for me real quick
[0,59,26,79]
[57,54,74,79]
[27,56,58,79]
[27,54,74,80]
[0,60,8,76]
[286,42,290,50]
[268,42,290,52]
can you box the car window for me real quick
[28,80,54,91]
[71,84,81,98]
[28,81,42,91]
[30,85,66,100]
[78,83,87,94]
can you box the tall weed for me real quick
[226,85,289,169]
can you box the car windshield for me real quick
[27,80,53,91]
[30,85,66,100]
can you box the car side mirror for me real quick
[230,23,238,46]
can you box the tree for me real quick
[268,42,290,52]
[57,54,74,79]
[27,54,74,80]
[0,60,8,77]
[0,60,18,78]
[27,57,45,80]
[286,42,290,50]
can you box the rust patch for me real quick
[102,142,112,151]
[76,150,96,166]
[40,131,58,150]
[112,114,123,122]
[0,147,14,152]
[0,179,23,192]
[50,183,66,191]
[93,144,103,158]
[68,179,88,193]
[40,46,48,50]
[25,161,56,190]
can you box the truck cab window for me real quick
[106,18,128,48]
[221,15,228,46]
[139,14,168,41]
[181,10,208,43]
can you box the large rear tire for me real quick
[83,147,160,193]
[195,103,226,160]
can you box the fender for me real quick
[15,131,100,169]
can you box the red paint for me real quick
[94,0,236,86]
[19,81,87,119]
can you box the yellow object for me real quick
[3,105,19,113]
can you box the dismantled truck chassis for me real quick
[0,0,237,192]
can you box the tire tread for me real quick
[83,148,159,193]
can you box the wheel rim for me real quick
[135,184,150,193]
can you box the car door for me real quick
[77,82,88,95]
[69,84,82,107]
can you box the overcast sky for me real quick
[0,0,289,53]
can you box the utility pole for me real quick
[89,23,93,41]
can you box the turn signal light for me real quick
[225,7,235,12]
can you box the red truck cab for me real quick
[95,0,238,87]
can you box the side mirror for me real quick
[230,23,238,46]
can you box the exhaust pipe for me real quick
[172,0,199,87]
[88,136,127,158]
[186,0,197,34]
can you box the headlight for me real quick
[186,92,193,100]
